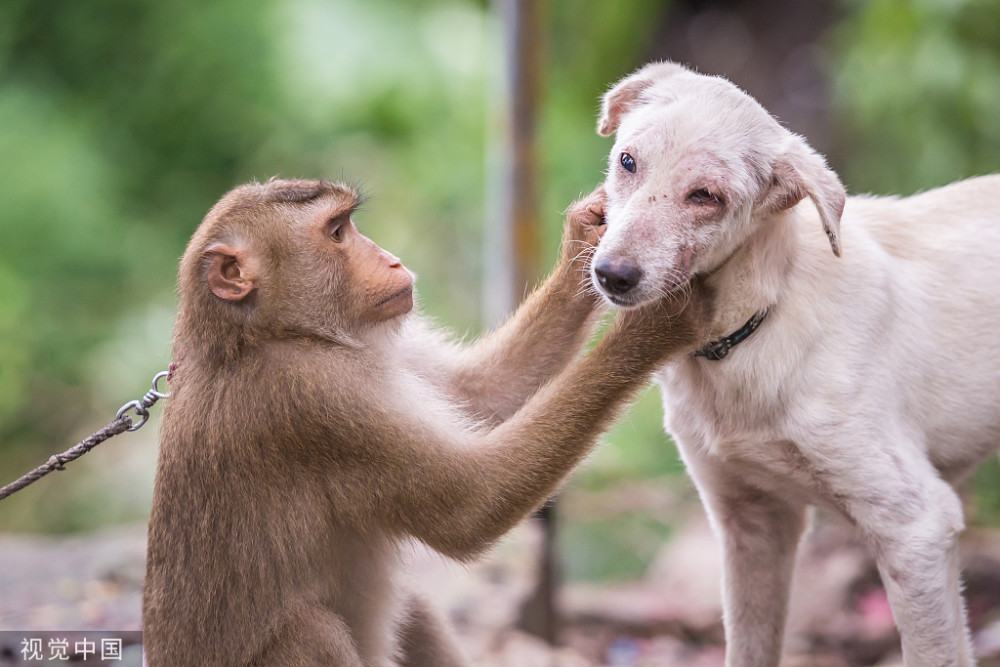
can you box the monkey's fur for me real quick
[143,178,711,666]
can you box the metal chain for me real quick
[115,370,171,431]
[0,369,172,502]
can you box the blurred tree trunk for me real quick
[485,0,559,646]
[484,0,544,318]
[652,0,840,156]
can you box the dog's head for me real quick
[590,61,846,308]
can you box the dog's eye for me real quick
[620,152,637,174]
[688,189,724,206]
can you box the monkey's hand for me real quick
[609,277,715,362]
[558,187,607,297]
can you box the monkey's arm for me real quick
[398,589,469,667]
[406,192,606,425]
[318,295,707,561]
[408,267,600,425]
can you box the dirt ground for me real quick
[3,514,1000,666]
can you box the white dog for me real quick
[590,61,1000,666]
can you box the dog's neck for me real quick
[702,208,799,341]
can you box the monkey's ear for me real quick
[597,61,687,137]
[203,243,257,301]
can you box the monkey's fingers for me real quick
[585,207,608,240]
[565,191,607,246]
[577,187,607,226]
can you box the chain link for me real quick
[0,367,173,502]
[115,370,171,432]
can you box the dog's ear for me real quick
[597,61,687,137]
[761,139,846,257]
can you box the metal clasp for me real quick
[115,370,171,432]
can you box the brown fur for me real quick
[142,178,711,666]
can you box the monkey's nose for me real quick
[594,258,643,295]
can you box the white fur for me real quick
[593,61,1000,666]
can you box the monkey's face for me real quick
[323,217,415,325]
[190,179,415,348]
[297,193,415,330]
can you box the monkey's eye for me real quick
[329,222,346,243]
[620,152,637,174]
[688,189,724,206]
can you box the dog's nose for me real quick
[594,258,643,295]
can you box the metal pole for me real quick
[484,0,543,322]
[486,0,558,645]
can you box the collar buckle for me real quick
[694,307,770,361]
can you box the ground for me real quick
[3,512,1000,666]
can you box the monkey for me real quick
[142,177,712,667]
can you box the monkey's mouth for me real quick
[376,285,413,308]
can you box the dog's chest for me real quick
[656,358,785,451]
[656,356,857,506]
[655,359,823,486]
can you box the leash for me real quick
[0,366,174,503]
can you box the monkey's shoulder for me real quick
[159,337,422,477]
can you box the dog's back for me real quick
[842,174,1000,478]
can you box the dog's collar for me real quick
[694,308,770,361]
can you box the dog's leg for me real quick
[865,480,972,666]
[695,476,806,667]
[816,442,974,667]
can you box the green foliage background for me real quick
[1,0,998,580]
